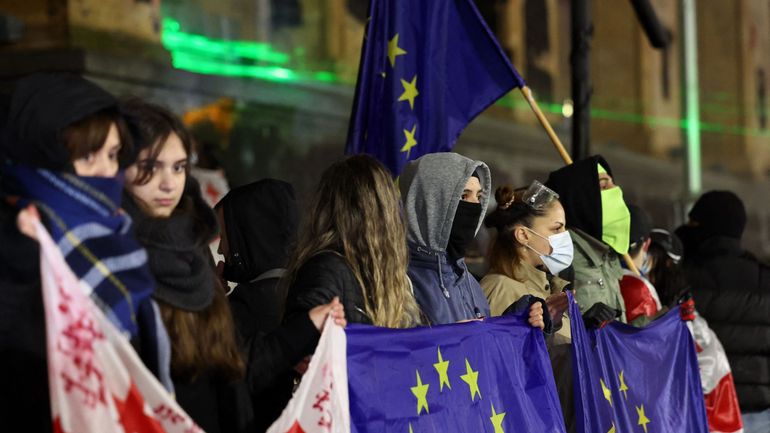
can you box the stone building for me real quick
[2,0,770,256]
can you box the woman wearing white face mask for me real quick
[480,181,573,343]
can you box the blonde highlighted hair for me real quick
[285,155,421,328]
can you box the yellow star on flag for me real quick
[398,75,419,110]
[460,358,481,402]
[618,370,629,401]
[433,346,451,392]
[490,403,506,433]
[409,423,414,433]
[387,34,407,67]
[401,125,418,158]
[636,405,651,433]
[607,423,616,433]
[600,378,613,407]
[411,370,430,415]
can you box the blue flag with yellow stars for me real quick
[568,292,709,433]
[345,312,566,433]
[345,0,525,176]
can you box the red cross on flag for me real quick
[267,318,350,433]
[36,220,202,433]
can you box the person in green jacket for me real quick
[545,155,631,322]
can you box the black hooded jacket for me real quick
[219,179,299,336]
[683,235,770,411]
[545,156,626,318]
[0,74,119,433]
[217,179,301,431]
[545,155,613,242]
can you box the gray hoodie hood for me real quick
[399,153,491,253]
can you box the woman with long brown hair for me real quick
[120,99,251,432]
[121,99,345,433]
[284,154,422,328]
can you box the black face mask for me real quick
[446,201,482,260]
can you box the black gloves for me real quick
[503,294,554,335]
[582,302,621,329]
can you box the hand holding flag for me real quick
[36,219,200,433]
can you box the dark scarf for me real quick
[125,179,217,312]
[3,163,156,337]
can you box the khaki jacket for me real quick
[480,261,571,343]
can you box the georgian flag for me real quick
[267,318,350,433]
[689,314,744,433]
[37,220,201,433]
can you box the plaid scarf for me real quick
[5,164,157,336]
[4,164,174,390]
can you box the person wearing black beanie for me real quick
[676,190,770,424]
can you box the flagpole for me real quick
[519,86,641,276]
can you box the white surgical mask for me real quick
[640,253,651,276]
[524,228,574,275]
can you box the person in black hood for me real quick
[675,190,770,424]
[0,73,156,432]
[545,155,631,321]
[215,179,299,431]
[216,179,298,333]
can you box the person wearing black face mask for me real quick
[214,179,306,431]
[215,179,299,334]
[675,190,770,428]
[400,153,545,329]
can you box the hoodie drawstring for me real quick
[437,254,450,298]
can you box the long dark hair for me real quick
[158,281,245,382]
[647,243,689,307]
[120,98,193,185]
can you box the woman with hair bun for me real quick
[480,181,573,342]
[481,180,578,430]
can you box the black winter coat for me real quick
[284,251,373,327]
[0,73,125,433]
[684,236,770,411]
[219,179,302,430]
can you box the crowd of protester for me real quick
[1,73,768,433]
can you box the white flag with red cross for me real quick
[689,313,744,433]
[36,220,202,433]
[267,317,350,433]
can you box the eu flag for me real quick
[345,0,525,175]
[346,312,566,433]
[569,292,709,433]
